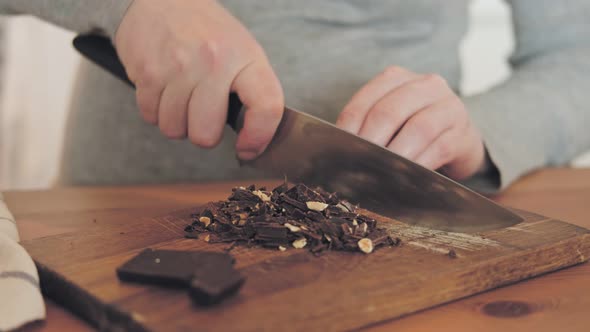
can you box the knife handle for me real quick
[72,34,243,132]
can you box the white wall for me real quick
[0,17,79,190]
[0,0,588,190]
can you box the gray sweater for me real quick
[2,0,589,191]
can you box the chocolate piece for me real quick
[117,249,245,306]
[117,249,235,287]
[448,249,457,258]
[255,224,288,241]
[117,249,198,287]
[189,261,246,306]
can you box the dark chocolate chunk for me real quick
[229,188,260,202]
[117,249,197,287]
[448,249,457,258]
[254,225,288,244]
[279,195,308,211]
[117,249,245,306]
[189,262,245,306]
[117,249,235,287]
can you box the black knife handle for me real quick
[72,34,243,131]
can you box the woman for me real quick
[1,0,589,192]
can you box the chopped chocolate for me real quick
[448,249,457,259]
[186,183,401,254]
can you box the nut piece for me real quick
[252,190,271,202]
[352,219,359,226]
[357,238,374,254]
[199,216,212,227]
[359,222,368,234]
[284,223,301,233]
[278,245,287,252]
[204,234,211,243]
[292,238,307,249]
[306,201,328,212]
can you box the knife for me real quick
[73,34,522,233]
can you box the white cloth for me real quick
[0,193,45,331]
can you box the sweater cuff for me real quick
[1,0,134,39]
[461,96,545,193]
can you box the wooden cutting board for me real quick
[19,183,590,332]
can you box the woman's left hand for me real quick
[336,66,487,180]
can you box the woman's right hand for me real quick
[115,0,284,160]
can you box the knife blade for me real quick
[73,34,523,233]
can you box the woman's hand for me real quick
[115,0,284,160]
[336,66,486,180]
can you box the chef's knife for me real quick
[73,34,522,233]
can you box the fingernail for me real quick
[237,150,259,161]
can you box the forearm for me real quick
[0,0,133,38]
[464,45,590,192]
[461,0,590,192]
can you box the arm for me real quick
[463,0,590,191]
[0,0,133,38]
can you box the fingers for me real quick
[387,97,462,160]
[136,86,162,125]
[231,59,284,160]
[414,128,459,171]
[357,75,450,146]
[158,75,197,139]
[337,66,419,134]
[116,0,283,153]
[432,123,486,180]
[187,74,232,148]
[420,123,486,180]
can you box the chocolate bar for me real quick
[116,249,244,306]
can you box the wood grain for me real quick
[9,176,590,332]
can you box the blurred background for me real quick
[0,0,588,191]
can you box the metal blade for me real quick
[244,107,523,233]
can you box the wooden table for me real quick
[8,168,590,332]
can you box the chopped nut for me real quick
[306,201,328,212]
[359,222,368,234]
[358,238,374,254]
[252,190,271,202]
[292,238,307,249]
[352,219,359,226]
[278,245,287,252]
[199,216,212,227]
[238,219,247,226]
[237,212,249,220]
[284,223,301,233]
[324,234,332,242]
[335,203,350,212]
[300,225,309,231]
[204,234,211,242]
